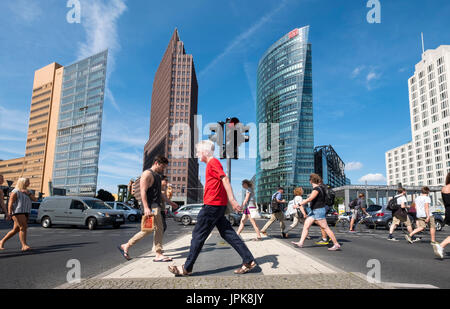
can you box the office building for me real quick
[0,63,64,196]
[256,26,314,203]
[386,45,450,186]
[314,145,348,188]
[52,50,108,196]
[143,29,200,205]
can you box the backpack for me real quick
[386,196,400,212]
[349,199,358,209]
[271,193,282,213]
[319,185,335,207]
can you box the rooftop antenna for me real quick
[421,32,425,54]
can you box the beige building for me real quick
[0,63,64,196]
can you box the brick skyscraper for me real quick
[143,29,200,205]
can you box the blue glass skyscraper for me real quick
[256,26,314,203]
[52,50,108,196]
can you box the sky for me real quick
[1,0,450,202]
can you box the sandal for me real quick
[153,257,173,262]
[168,265,192,277]
[291,242,303,248]
[117,246,131,261]
[234,261,257,274]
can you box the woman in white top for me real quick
[0,178,36,252]
[283,187,304,237]
[236,180,262,241]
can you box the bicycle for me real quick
[335,213,377,234]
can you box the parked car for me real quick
[260,212,272,219]
[106,201,142,222]
[364,204,445,232]
[173,204,204,226]
[29,202,41,223]
[325,207,339,226]
[37,196,125,230]
[227,212,243,226]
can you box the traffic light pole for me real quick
[227,158,232,181]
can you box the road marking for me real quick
[383,282,439,289]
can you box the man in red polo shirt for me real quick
[169,140,257,276]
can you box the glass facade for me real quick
[314,145,348,188]
[52,50,108,196]
[256,27,314,204]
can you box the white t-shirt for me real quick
[415,195,432,218]
[287,196,303,215]
[395,194,407,206]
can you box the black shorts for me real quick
[11,213,29,219]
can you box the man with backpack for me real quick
[349,193,371,233]
[261,187,287,238]
[291,174,341,251]
[387,188,413,241]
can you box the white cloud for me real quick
[243,62,257,107]
[8,0,43,22]
[366,71,379,82]
[199,0,288,77]
[77,0,126,62]
[346,162,363,171]
[358,173,386,184]
[0,105,29,134]
[78,0,127,111]
[351,66,365,78]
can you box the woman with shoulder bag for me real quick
[0,178,36,252]
[236,180,262,241]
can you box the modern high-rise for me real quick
[0,63,64,196]
[256,26,314,203]
[143,29,200,205]
[386,45,450,186]
[314,145,348,188]
[52,50,108,196]
[0,52,108,197]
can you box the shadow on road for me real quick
[0,242,96,259]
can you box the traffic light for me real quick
[208,122,225,159]
[225,118,239,159]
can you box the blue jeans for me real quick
[305,207,327,221]
[184,205,255,272]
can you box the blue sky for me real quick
[1,0,450,202]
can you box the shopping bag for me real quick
[249,207,261,219]
[141,214,155,232]
[286,202,297,216]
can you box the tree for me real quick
[96,189,115,202]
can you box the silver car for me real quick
[37,196,125,230]
[173,204,203,226]
[106,202,142,222]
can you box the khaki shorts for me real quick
[393,215,412,227]
[416,217,436,230]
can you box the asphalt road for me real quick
[262,219,450,288]
[0,217,195,289]
[1,215,449,289]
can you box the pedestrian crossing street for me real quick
[99,232,341,279]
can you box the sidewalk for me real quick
[59,232,388,289]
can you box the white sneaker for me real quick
[432,243,444,260]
